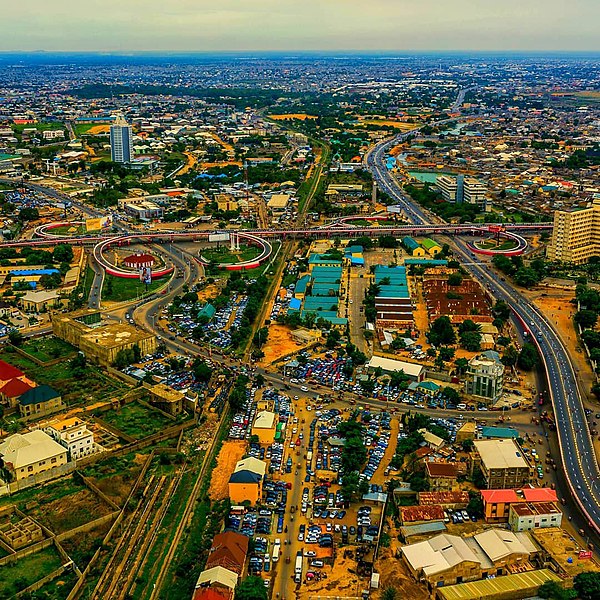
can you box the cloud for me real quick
[0,0,598,51]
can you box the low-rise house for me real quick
[18,385,65,419]
[508,502,563,532]
[193,566,237,600]
[251,410,277,445]
[0,430,68,482]
[425,462,459,492]
[205,531,248,574]
[44,417,98,460]
[228,457,266,505]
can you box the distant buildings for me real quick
[464,354,505,403]
[110,114,133,163]
[547,199,600,264]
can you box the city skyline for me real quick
[1,0,598,53]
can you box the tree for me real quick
[492,300,511,323]
[460,330,482,352]
[443,386,460,405]
[8,330,23,347]
[513,267,540,288]
[492,254,515,275]
[448,272,463,286]
[235,576,268,600]
[429,316,456,346]
[454,357,469,375]
[379,235,399,248]
[255,373,265,388]
[192,358,212,382]
[52,244,74,263]
[381,587,399,600]
[326,329,341,349]
[502,345,519,367]
[574,572,600,600]
[575,309,598,330]
[518,343,539,371]
[18,207,39,221]
[538,581,575,600]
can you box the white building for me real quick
[464,353,504,403]
[110,115,133,163]
[44,417,98,460]
[508,502,563,532]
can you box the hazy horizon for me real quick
[0,1,598,53]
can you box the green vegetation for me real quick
[492,254,547,288]
[235,576,268,600]
[0,348,126,404]
[102,274,164,302]
[0,546,63,598]
[200,245,261,265]
[404,182,481,222]
[18,336,77,363]
[100,401,179,438]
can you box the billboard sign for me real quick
[209,233,230,243]
[86,216,112,232]
[579,551,593,560]
[139,267,152,285]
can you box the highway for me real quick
[364,124,600,535]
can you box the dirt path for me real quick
[208,440,247,501]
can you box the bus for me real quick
[272,539,281,563]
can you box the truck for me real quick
[272,539,281,563]
[294,551,303,583]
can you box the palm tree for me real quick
[381,586,399,600]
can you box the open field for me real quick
[19,336,77,363]
[100,401,177,439]
[209,439,246,500]
[33,486,114,533]
[11,122,65,134]
[0,546,64,598]
[259,323,298,366]
[200,244,262,265]
[358,119,418,130]
[102,274,164,302]
[75,123,110,136]
[269,113,318,120]
[51,224,86,235]
[0,475,82,511]
[0,348,127,403]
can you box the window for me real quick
[51,457,57,464]
[28,466,33,472]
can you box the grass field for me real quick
[19,336,77,363]
[81,264,96,302]
[51,224,85,235]
[75,123,110,136]
[0,547,63,597]
[0,476,83,511]
[269,113,318,120]
[100,401,177,439]
[102,274,164,302]
[200,244,261,265]
[12,122,65,134]
[0,348,127,404]
[475,238,519,251]
[358,119,418,130]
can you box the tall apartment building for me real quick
[464,354,504,403]
[110,114,133,163]
[547,199,600,264]
[436,175,487,208]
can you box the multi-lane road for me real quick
[365,130,600,535]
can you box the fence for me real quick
[0,462,76,497]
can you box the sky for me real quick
[1,0,598,53]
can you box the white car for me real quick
[301,385,308,392]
